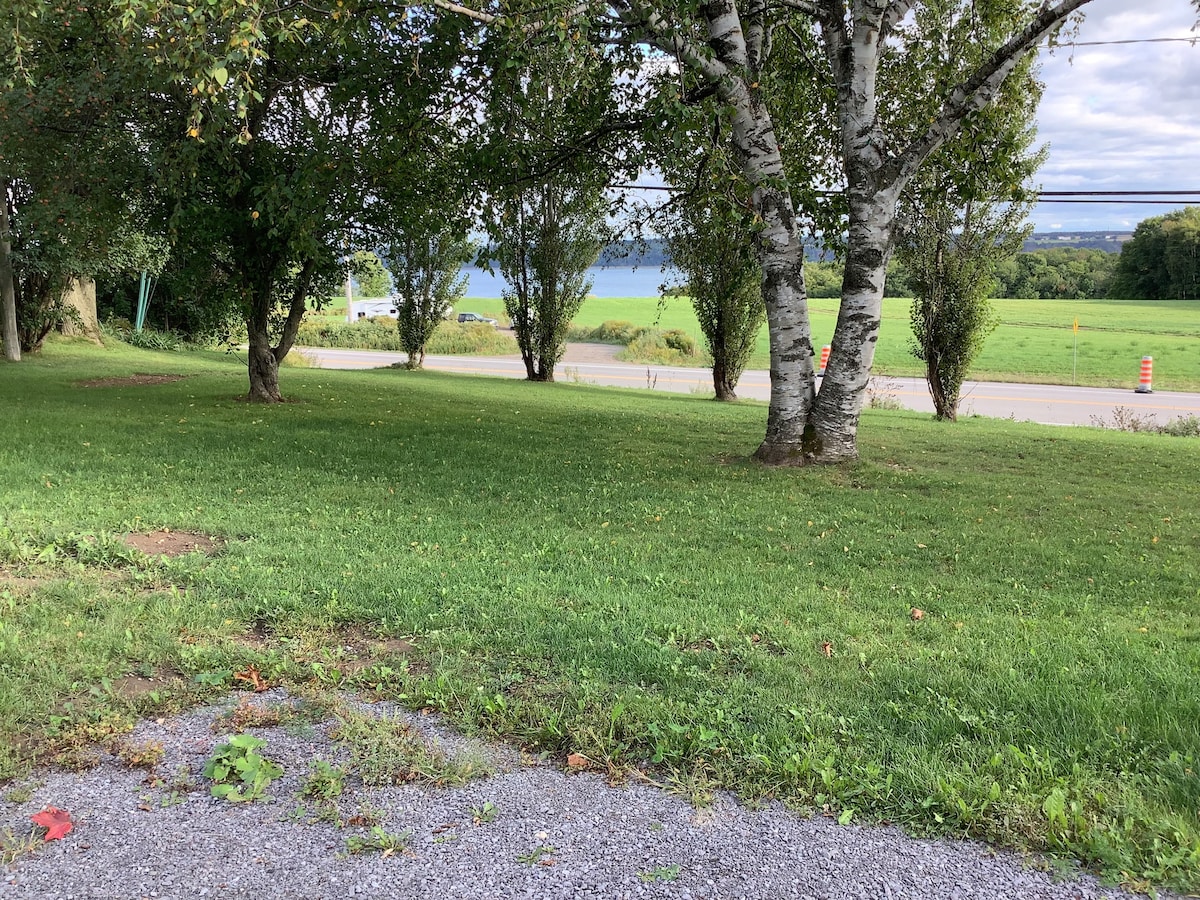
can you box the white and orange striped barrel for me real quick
[1136,356,1153,394]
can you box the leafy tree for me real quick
[351,251,391,299]
[482,29,613,383]
[993,249,1117,299]
[0,1,159,355]
[387,226,472,369]
[1110,207,1200,300]
[596,0,1105,463]
[495,178,606,382]
[661,121,765,401]
[126,0,477,401]
[895,18,1045,421]
[1163,211,1200,300]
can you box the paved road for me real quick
[301,346,1200,427]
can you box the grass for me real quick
[449,295,1200,391]
[1,338,1199,890]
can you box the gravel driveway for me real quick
[0,690,1162,900]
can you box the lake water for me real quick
[461,266,678,299]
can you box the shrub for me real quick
[619,328,706,366]
[589,320,640,344]
[102,319,187,352]
[295,316,402,351]
[1090,409,1200,437]
[1159,415,1200,437]
[295,317,518,356]
[661,329,696,356]
[424,322,518,356]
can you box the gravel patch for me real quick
[0,690,1164,900]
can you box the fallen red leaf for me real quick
[31,806,74,841]
[233,665,268,692]
[820,641,834,658]
[566,753,590,769]
[910,608,925,621]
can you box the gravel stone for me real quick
[0,690,1173,899]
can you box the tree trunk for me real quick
[926,355,956,421]
[712,358,737,400]
[60,277,102,344]
[0,180,19,363]
[713,87,815,463]
[808,191,898,463]
[247,323,283,402]
[519,345,536,380]
[243,259,313,402]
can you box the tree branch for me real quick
[769,0,823,16]
[880,0,917,41]
[611,0,731,88]
[890,0,1095,187]
[273,256,315,361]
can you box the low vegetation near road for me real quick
[1,340,1198,891]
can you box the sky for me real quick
[1030,0,1200,232]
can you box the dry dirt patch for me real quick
[109,671,183,702]
[75,373,188,388]
[121,531,221,558]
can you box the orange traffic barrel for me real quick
[1136,356,1153,394]
[818,345,831,377]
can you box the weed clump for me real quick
[332,710,488,787]
[1091,408,1200,436]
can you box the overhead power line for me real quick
[1059,37,1198,47]
[612,185,1200,203]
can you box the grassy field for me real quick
[2,340,1199,890]
[439,296,1200,392]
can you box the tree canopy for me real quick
[1110,207,1200,301]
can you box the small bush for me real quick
[1160,415,1200,437]
[619,328,705,366]
[281,349,316,368]
[424,322,518,356]
[101,318,210,352]
[661,329,696,356]
[590,320,641,344]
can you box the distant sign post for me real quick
[1072,318,1079,384]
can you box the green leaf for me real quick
[213,66,229,87]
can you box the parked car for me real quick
[457,312,498,326]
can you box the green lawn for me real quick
[2,339,1198,890]
[440,295,1200,391]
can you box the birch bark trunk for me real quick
[714,75,818,464]
[0,180,19,363]
[809,190,898,462]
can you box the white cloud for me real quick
[1028,0,1200,230]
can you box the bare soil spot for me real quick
[75,373,189,388]
[336,636,418,675]
[122,531,221,558]
[0,571,42,594]
[110,671,182,702]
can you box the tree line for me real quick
[5,0,1198,463]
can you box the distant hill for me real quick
[598,237,831,267]
[597,232,1127,266]
[1021,232,1130,253]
